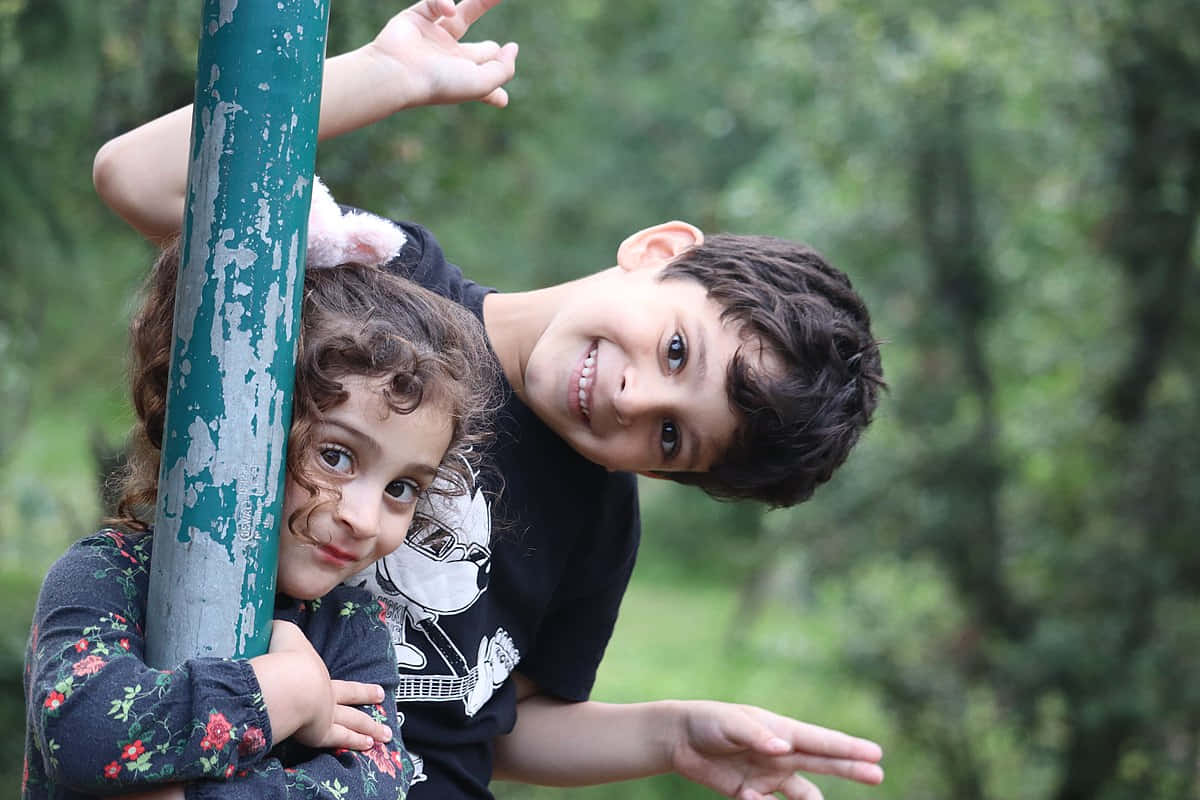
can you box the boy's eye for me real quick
[660,420,680,459]
[666,333,687,372]
[386,480,419,504]
[319,447,352,474]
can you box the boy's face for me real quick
[518,246,747,474]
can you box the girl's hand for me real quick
[365,0,519,110]
[255,621,392,751]
[121,788,186,800]
[324,678,395,751]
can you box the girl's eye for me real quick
[386,480,420,504]
[660,420,680,459]
[666,333,687,372]
[319,447,352,474]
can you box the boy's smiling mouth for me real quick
[570,340,599,426]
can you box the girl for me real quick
[22,187,497,799]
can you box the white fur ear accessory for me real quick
[304,176,407,269]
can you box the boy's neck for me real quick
[480,287,554,398]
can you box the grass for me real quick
[494,576,903,800]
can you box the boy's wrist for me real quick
[319,45,413,142]
[654,699,691,774]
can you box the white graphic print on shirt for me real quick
[352,467,518,719]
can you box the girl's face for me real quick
[276,375,454,601]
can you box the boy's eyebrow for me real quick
[688,425,718,473]
[693,322,708,385]
[684,324,713,471]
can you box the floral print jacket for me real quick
[23,529,414,799]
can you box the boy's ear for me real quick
[616,221,703,272]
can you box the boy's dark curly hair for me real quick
[658,234,884,508]
[114,238,498,535]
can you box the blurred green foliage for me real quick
[3,0,1199,797]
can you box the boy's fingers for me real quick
[780,719,882,761]
[708,708,787,755]
[777,773,823,800]
[412,0,455,23]
[439,0,504,39]
[475,49,517,106]
[740,773,822,800]
[458,40,502,63]
[783,754,885,785]
[481,88,509,108]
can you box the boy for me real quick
[93,1,885,798]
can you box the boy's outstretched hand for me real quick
[671,701,884,800]
[366,0,519,111]
[497,679,883,799]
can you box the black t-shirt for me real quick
[350,219,641,799]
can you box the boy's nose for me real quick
[613,368,657,426]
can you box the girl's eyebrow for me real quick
[323,418,443,478]
[322,418,379,456]
[410,462,441,481]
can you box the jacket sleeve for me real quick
[187,591,413,800]
[25,531,274,794]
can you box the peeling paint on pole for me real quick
[145,0,329,668]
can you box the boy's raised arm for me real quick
[93,0,517,241]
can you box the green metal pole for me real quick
[145,0,330,668]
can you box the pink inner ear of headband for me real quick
[304,176,408,269]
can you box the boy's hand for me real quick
[258,621,392,752]
[367,0,519,111]
[671,702,884,800]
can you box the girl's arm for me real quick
[93,0,518,242]
[187,590,413,800]
[27,531,273,791]
[25,531,384,795]
[492,676,885,800]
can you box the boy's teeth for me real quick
[578,347,598,418]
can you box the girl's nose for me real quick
[335,484,379,538]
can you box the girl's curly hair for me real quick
[113,237,499,535]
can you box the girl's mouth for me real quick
[316,542,359,567]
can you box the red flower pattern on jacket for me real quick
[364,742,397,777]
[72,654,106,676]
[201,711,233,751]
[238,724,267,756]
